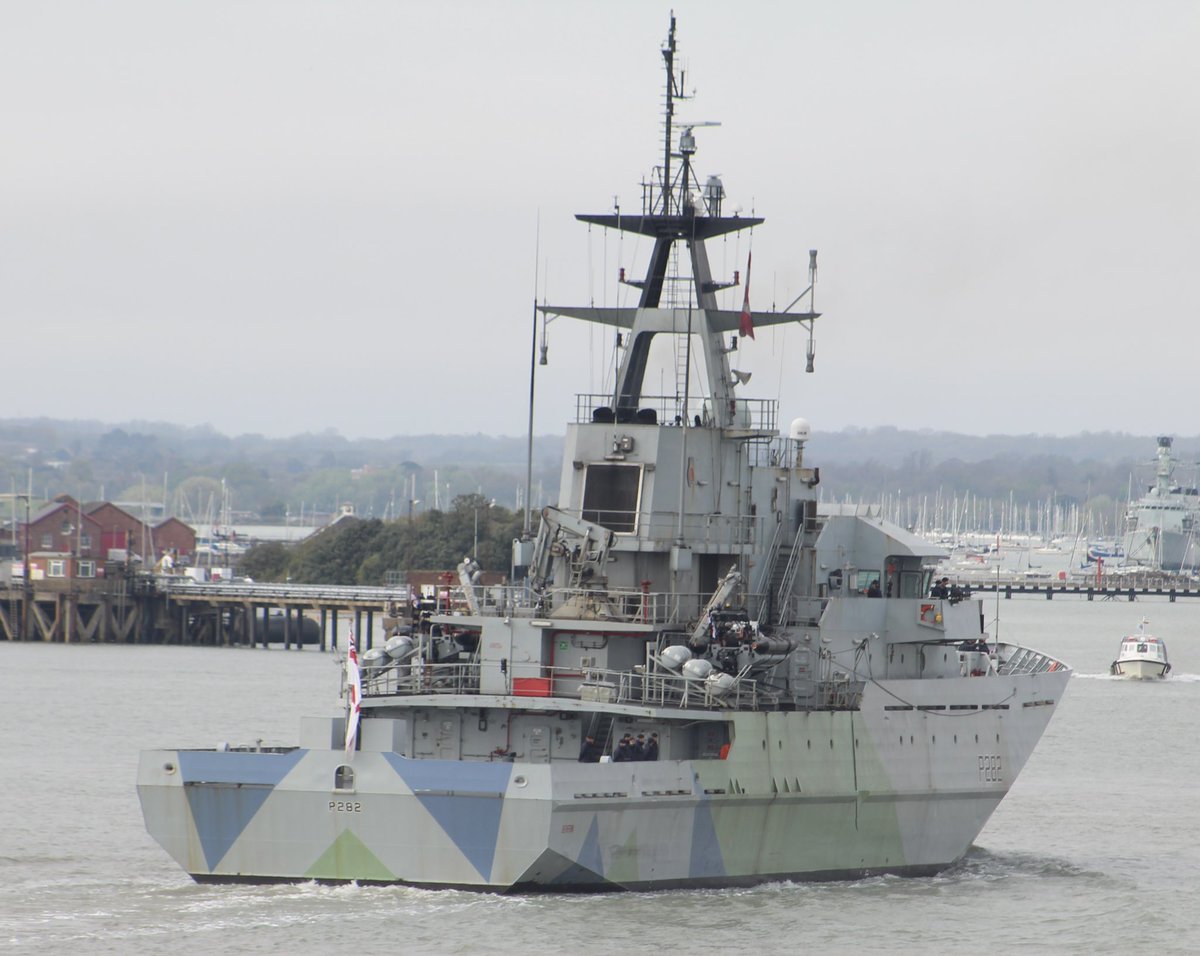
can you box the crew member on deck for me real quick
[579,735,602,763]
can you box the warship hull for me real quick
[138,669,1068,890]
[1120,527,1199,573]
[137,15,1071,893]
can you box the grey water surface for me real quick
[3,596,1198,955]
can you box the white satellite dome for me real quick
[789,417,812,443]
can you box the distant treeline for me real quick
[239,494,524,583]
[1,417,1195,532]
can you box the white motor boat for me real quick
[1111,618,1171,679]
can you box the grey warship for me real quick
[138,17,1071,891]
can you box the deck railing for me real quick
[361,659,766,710]
[994,643,1069,675]
[574,393,779,432]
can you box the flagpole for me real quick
[344,628,362,755]
[739,251,755,340]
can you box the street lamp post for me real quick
[473,498,494,561]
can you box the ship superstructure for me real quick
[1120,436,1200,572]
[138,17,1071,891]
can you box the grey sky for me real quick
[3,1,1197,440]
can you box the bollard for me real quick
[1170,589,1176,603]
[1005,585,1012,600]
[1087,587,1093,601]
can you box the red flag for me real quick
[739,252,755,339]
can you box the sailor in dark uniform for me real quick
[579,734,603,762]
[643,733,660,761]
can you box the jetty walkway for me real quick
[0,574,412,648]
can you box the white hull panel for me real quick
[1111,659,1169,680]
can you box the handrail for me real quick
[362,659,764,710]
[574,393,779,432]
[153,578,413,603]
[994,643,1069,675]
[360,656,868,713]
[774,522,809,626]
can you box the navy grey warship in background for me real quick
[1119,436,1200,572]
[138,17,1071,891]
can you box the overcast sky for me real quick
[3,1,1197,441]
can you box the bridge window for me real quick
[897,570,926,599]
[581,464,642,533]
[854,570,881,595]
[334,765,355,791]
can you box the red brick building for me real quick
[24,499,103,572]
[85,501,149,558]
[153,517,197,561]
[16,496,198,570]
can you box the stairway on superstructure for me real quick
[769,502,822,628]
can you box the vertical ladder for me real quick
[586,713,617,756]
[774,504,822,627]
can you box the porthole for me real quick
[162,762,176,774]
[514,775,528,788]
